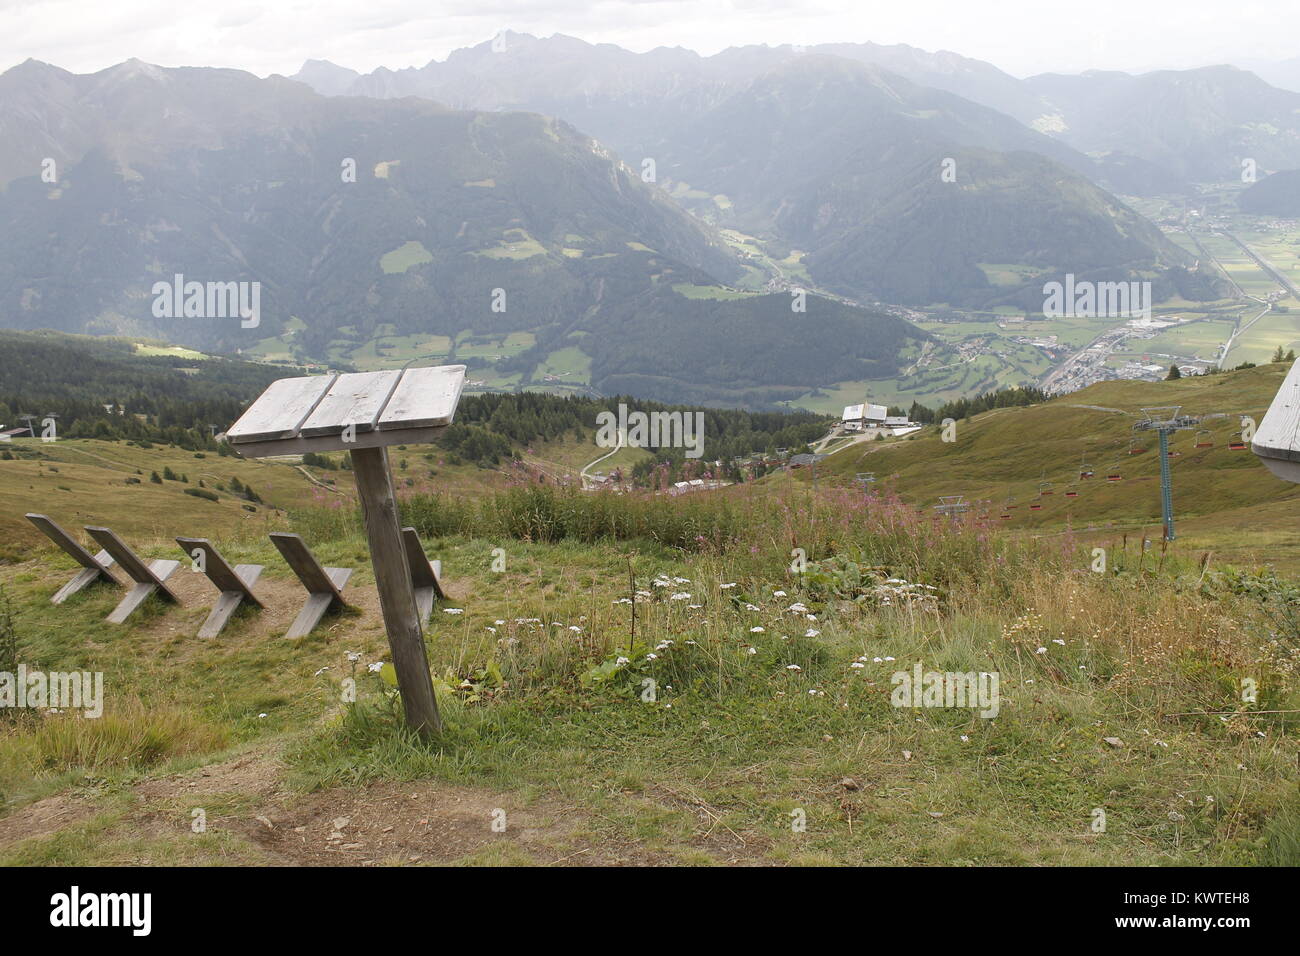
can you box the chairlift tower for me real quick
[1133,406,1200,541]
[934,495,970,523]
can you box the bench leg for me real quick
[413,586,434,625]
[107,583,159,624]
[285,592,337,639]
[52,567,110,605]
[199,590,246,639]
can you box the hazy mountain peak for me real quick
[293,58,361,95]
[100,57,167,79]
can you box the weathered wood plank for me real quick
[283,566,349,639]
[176,536,262,602]
[227,366,464,456]
[51,567,109,605]
[230,423,450,458]
[226,373,337,443]
[299,369,403,438]
[286,592,333,640]
[200,589,246,639]
[353,447,441,736]
[401,527,447,624]
[85,527,179,599]
[326,566,352,592]
[175,536,264,638]
[270,533,351,638]
[269,533,346,599]
[102,559,180,624]
[27,514,117,572]
[1254,356,1300,482]
[378,365,466,431]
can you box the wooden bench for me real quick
[176,537,264,638]
[401,527,448,624]
[84,526,180,623]
[25,513,119,604]
[269,532,352,638]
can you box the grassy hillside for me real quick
[0,436,530,562]
[1,444,1297,865]
[0,362,1297,867]
[806,363,1300,571]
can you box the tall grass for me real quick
[399,484,746,552]
[3,700,228,779]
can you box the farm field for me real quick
[1224,312,1300,368]
[533,346,592,385]
[792,344,1045,415]
[1234,224,1300,290]
[379,241,434,274]
[1112,318,1237,363]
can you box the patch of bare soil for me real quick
[0,793,100,846]
[133,752,286,802]
[5,755,778,865]
[234,780,588,865]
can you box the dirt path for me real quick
[0,747,773,866]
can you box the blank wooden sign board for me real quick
[1254,357,1300,483]
[228,365,466,738]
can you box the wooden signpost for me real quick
[226,365,466,738]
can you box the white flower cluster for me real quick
[869,578,938,610]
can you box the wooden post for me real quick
[227,364,465,739]
[350,446,442,737]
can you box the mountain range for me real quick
[295,33,1300,192]
[0,56,932,405]
[2,31,1286,408]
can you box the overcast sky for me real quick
[1,0,1295,79]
